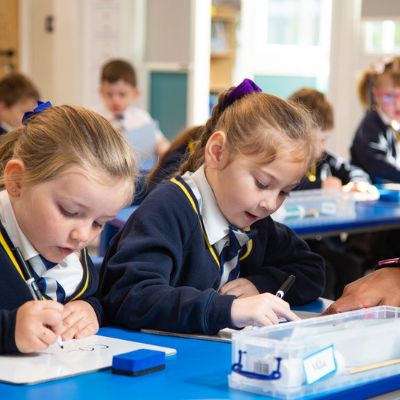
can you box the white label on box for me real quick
[303,345,336,385]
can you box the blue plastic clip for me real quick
[231,350,282,380]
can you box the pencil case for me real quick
[229,306,400,399]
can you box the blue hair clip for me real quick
[22,100,52,125]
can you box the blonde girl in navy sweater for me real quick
[0,103,136,354]
[99,79,325,334]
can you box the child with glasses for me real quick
[351,56,400,182]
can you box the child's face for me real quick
[373,75,400,122]
[0,98,37,128]
[314,128,331,160]
[100,80,139,117]
[206,149,305,229]
[9,164,130,263]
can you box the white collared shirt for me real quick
[0,190,83,299]
[182,166,237,288]
[93,104,165,142]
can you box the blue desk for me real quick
[107,200,400,242]
[290,200,400,238]
[1,299,399,400]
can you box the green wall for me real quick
[150,72,188,140]
[254,75,319,99]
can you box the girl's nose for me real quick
[70,224,92,245]
[260,192,279,213]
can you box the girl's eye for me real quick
[59,206,78,217]
[93,221,104,229]
[255,179,268,189]
[280,191,291,197]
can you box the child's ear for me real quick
[131,87,141,101]
[0,100,6,114]
[4,160,25,198]
[205,131,227,168]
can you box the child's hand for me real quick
[342,181,379,195]
[231,293,300,328]
[322,176,342,190]
[61,300,99,340]
[219,278,260,298]
[15,300,64,353]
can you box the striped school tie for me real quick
[219,226,256,284]
[28,255,66,303]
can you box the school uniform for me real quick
[296,153,370,299]
[99,166,325,335]
[299,151,370,190]
[350,109,400,183]
[94,104,166,150]
[0,190,102,354]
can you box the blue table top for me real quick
[289,200,400,237]
[110,199,400,238]
[1,298,399,400]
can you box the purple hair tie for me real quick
[221,78,262,110]
[22,100,52,125]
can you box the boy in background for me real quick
[289,88,377,299]
[0,73,39,135]
[97,59,170,157]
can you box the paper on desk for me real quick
[0,334,176,385]
[142,310,321,343]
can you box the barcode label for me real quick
[253,360,270,375]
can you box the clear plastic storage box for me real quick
[228,306,400,399]
[272,189,356,225]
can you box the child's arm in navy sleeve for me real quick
[98,186,236,335]
[0,309,19,354]
[241,219,325,305]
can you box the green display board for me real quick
[255,75,320,99]
[149,72,188,140]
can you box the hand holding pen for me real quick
[14,300,64,353]
[15,247,64,350]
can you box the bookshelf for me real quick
[210,4,237,94]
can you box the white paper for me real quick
[0,335,176,385]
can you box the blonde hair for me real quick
[181,87,316,173]
[358,57,400,109]
[0,105,136,204]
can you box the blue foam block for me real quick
[112,349,165,376]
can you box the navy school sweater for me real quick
[351,110,400,183]
[99,177,325,335]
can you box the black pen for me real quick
[275,275,296,299]
[14,247,43,301]
[16,247,64,349]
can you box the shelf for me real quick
[210,4,237,93]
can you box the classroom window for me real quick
[267,0,322,46]
[363,20,400,54]
[238,0,331,95]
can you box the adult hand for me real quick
[323,268,400,315]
